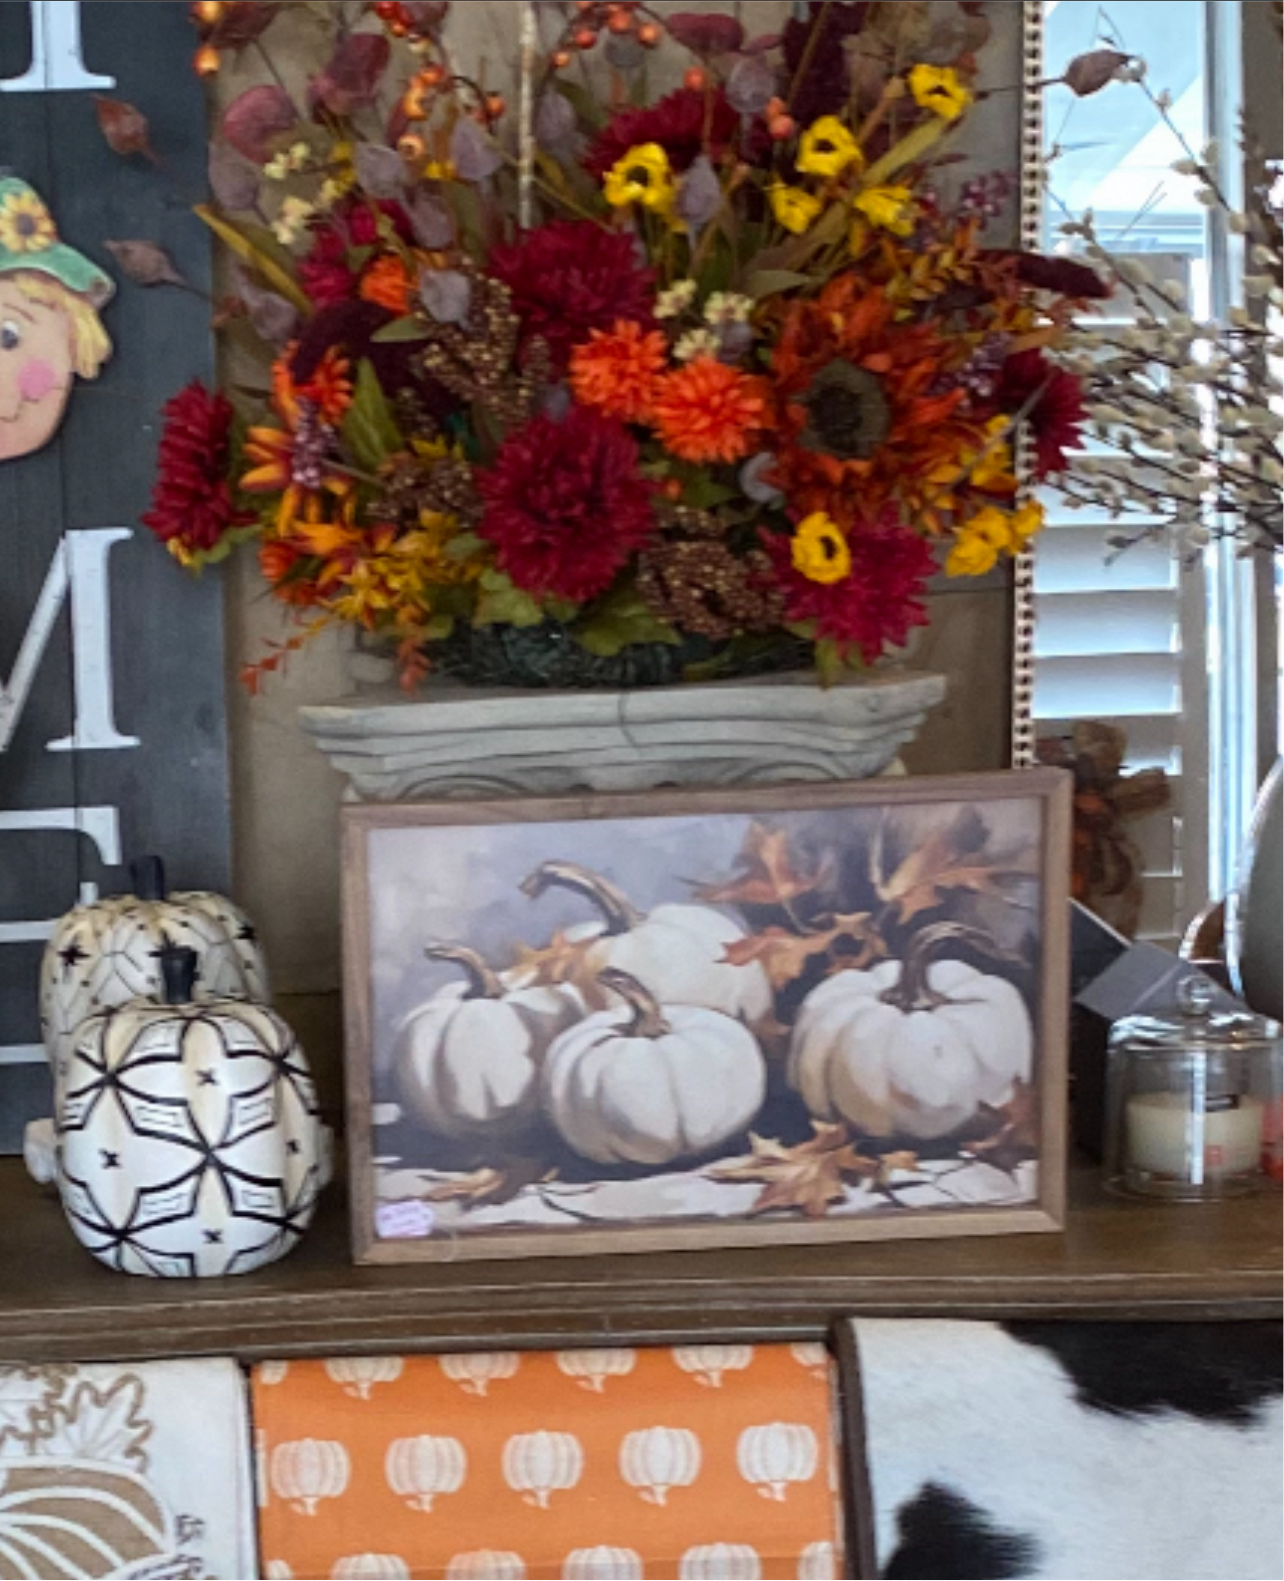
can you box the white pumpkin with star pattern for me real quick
[40,856,269,1088]
[55,947,322,1278]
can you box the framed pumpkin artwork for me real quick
[342,770,1071,1264]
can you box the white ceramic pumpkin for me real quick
[521,861,771,1021]
[40,855,269,1082]
[542,970,767,1166]
[396,945,581,1138]
[55,948,324,1278]
[789,926,1033,1140]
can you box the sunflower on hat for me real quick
[0,185,57,254]
[0,176,114,308]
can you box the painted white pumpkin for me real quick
[679,1545,762,1580]
[521,861,771,1021]
[618,1425,702,1505]
[555,1347,636,1392]
[385,1435,467,1511]
[797,1543,838,1581]
[543,970,766,1166]
[673,1345,754,1388]
[40,855,269,1082]
[270,1439,351,1515]
[439,1351,520,1396]
[396,945,581,1139]
[736,1422,819,1500]
[789,929,1033,1139]
[55,948,324,1278]
[562,1548,644,1581]
[446,1555,526,1581]
[332,1557,411,1580]
[502,1430,584,1508]
[324,1356,404,1399]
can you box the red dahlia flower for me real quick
[297,197,414,307]
[478,407,655,603]
[762,508,936,663]
[489,220,656,373]
[993,349,1086,478]
[584,87,741,179]
[142,381,252,565]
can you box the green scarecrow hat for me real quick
[0,176,114,308]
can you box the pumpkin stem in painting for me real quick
[424,943,506,1000]
[598,967,671,1039]
[159,945,199,1006]
[130,854,168,901]
[519,860,646,935]
[882,921,1001,1013]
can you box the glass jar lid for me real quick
[1108,974,1283,1055]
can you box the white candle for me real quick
[1126,1091,1265,1181]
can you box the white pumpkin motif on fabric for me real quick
[439,1352,520,1397]
[325,1357,404,1400]
[797,1540,838,1580]
[331,1556,412,1580]
[678,1544,763,1580]
[673,1346,754,1388]
[385,1435,467,1512]
[562,1546,645,1580]
[270,1439,351,1515]
[259,1361,291,1387]
[265,1563,295,1580]
[40,857,270,1080]
[618,1426,701,1506]
[555,1349,636,1393]
[789,933,1033,1140]
[0,1457,175,1578]
[445,1552,527,1580]
[736,1423,819,1502]
[789,1343,829,1381]
[502,1431,584,1509]
[55,953,324,1279]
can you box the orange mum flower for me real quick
[294,346,353,425]
[569,320,668,423]
[651,357,769,464]
[359,254,415,315]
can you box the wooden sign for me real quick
[0,2,230,1150]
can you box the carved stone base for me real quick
[298,671,946,799]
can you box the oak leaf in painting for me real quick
[722,912,883,991]
[694,821,832,908]
[709,1123,894,1219]
[426,1158,553,1209]
[873,806,1035,924]
[962,1079,1039,1174]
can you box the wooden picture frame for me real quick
[343,770,1071,1265]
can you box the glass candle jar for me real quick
[1105,976,1282,1199]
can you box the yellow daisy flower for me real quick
[0,188,57,254]
[908,63,973,122]
[1010,500,1045,547]
[769,183,824,235]
[604,143,676,213]
[852,184,916,238]
[797,116,863,179]
[945,506,1013,578]
[792,511,852,584]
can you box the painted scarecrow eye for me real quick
[0,319,21,351]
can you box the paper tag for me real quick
[375,1199,435,1240]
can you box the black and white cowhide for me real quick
[851,1318,1283,1581]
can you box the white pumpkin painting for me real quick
[359,779,1062,1258]
[55,947,324,1278]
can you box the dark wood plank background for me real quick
[0,0,229,1150]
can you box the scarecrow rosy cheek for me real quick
[18,357,56,402]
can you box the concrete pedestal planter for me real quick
[298,670,946,800]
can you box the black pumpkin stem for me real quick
[159,946,199,1006]
[425,944,505,1000]
[131,855,168,903]
[598,967,670,1039]
[519,861,645,937]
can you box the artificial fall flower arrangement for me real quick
[140,0,1108,689]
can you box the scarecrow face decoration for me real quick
[0,176,113,462]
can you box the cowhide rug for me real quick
[848,1319,1282,1581]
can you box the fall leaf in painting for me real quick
[694,821,833,908]
[510,930,609,1007]
[962,1079,1039,1174]
[722,912,883,991]
[873,806,1036,924]
[426,1158,554,1209]
[709,1123,918,1219]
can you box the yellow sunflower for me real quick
[0,188,56,254]
[791,511,852,584]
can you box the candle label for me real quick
[1203,1094,1243,1113]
